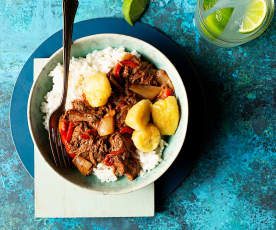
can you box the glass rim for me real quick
[196,0,275,44]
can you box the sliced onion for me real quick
[129,85,161,100]
[97,112,115,136]
[156,70,174,90]
[72,156,93,176]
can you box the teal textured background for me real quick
[0,0,275,229]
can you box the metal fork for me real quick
[48,0,78,167]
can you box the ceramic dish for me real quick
[28,33,189,194]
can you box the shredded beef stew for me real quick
[58,54,175,180]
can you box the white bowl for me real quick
[28,34,189,194]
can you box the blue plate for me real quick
[10,18,205,202]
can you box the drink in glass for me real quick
[194,0,274,47]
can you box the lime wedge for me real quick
[239,0,267,33]
[122,0,149,26]
[204,8,234,37]
[203,0,218,11]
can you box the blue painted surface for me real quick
[0,0,275,229]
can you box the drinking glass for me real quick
[194,0,274,47]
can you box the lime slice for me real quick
[204,8,234,37]
[200,22,217,40]
[203,0,218,11]
[122,0,149,26]
[239,0,267,33]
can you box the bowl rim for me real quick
[27,33,189,194]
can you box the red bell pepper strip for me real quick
[81,133,90,139]
[60,133,76,159]
[119,127,133,134]
[117,101,126,107]
[103,149,126,166]
[60,133,66,145]
[81,129,98,139]
[160,87,173,99]
[103,154,114,166]
[66,122,74,142]
[120,60,139,68]
[67,151,76,159]
[113,63,122,79]
[110,149,126,155]
[58,119,68,136]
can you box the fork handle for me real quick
[61,0,79,107]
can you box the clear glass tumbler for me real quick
[194,0,274,47]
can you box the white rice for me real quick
[41,47,165,182]
[138,139,167,176]
[93,163,118,183]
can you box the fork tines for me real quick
[49,127,72,168]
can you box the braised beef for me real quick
[112,152,141,180]
[109,133,124,152]
[91,136,109,163]
[71,100,91,112]
[125,93,139,105]
[121,135,137,155]
[115,106,129,129]
[109,132,140,180]
[127,61,159,86]
[59,54,173,181]
[109,132,134,152]
[124,157,141,181]
[67,110,98,123]
[70,122,85,149]
[156,70,174,89]
[76,139,94,162]
[113,156,126,176]
[68,99,108,124]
